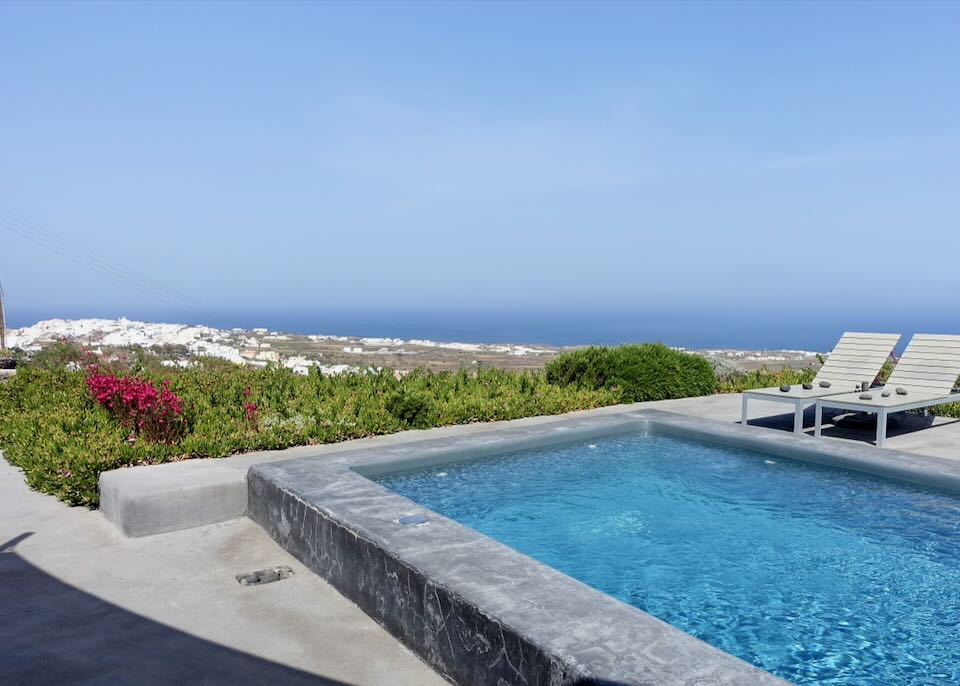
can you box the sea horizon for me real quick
[6,306,954,353]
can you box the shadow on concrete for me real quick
[743,407,814,432]
[746,406,960,444]
[0,533,348,685]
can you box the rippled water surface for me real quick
[375,432,960,685]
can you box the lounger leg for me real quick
[876,408,887,448]
[814,402,823,437]
[741,395,749,426]
[793,400,804,434]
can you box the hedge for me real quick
[544,343,717,402]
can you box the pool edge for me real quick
[248,411,804,686]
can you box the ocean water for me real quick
[376,433,960,685]
[10,306,958,351]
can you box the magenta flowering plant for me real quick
[242,388,259,430]
[243,401,259,428]
[86,370,186,444]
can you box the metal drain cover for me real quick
[398,514,429,525]
[236,565,294,586]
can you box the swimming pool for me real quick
[375,432,960,685]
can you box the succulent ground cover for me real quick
[0,364,620,506]
[4,343,951,509]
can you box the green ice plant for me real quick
[716,367,816,394]
[5,343,838,509]
[0,365,619,507]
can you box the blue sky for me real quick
[2,1,959,326]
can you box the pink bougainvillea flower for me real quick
[86,371,186,444]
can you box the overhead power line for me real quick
[0,206,212,318]
[0,280,6,351]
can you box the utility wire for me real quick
[0,206,206,310]
[0,206,213,318]
[0,212,201,313]
[0,280,6,351]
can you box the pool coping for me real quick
[99,403,641,537]
[247,409,960,685]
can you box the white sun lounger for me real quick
[814,334,960,447]
[741,332,901,434]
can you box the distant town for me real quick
[6,318,822,375]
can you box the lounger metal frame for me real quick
[814,392,960,447]
[741,332,901,434]
[813,334,960,447]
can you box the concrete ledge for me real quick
[100,459,250,537]
[98,404,639,537]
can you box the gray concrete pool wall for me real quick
[247,411,792,686]
[641,410,960,496]
[247,408,960,685]
[99,404,641,537]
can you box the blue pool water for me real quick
[375,433,960,685]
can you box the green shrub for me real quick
[385,389,434,429]
[717,367,816,394]
[0,365,618,508]
[933,403,960,418]
[931,374,960,418]
[23,339,88,370]
[545,344,717,402]
[876,358,895,385]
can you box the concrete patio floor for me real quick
[2,391,958,685]
[0,456,448,686]
[650,392,960,460]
